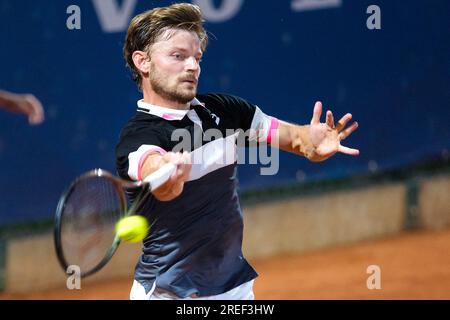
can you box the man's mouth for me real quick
[180,78,198,85]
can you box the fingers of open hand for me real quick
[310,101,322,125]
[337,120,359,155]
[326,110,334,128]
[338,145,360,156]
[335,113,352,132]
[338,121,359,140]
[24,94,44,125]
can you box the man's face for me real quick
[148,29,202,105]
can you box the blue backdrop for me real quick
[1,0,449,224]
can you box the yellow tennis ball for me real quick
[115,215,149,243]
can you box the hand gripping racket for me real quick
[53,163,176,278]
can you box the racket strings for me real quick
[60,176,123,274]
[123,186,155,236]
[127,185,150,214]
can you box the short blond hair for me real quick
[123,3,208,89]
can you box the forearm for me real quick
[277,120,334,162]
[276,120,316,160]
[0,91,18,111]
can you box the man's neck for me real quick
[142,90,190,111]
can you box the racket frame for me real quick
[54,163,176,278]
[54,169,145,278]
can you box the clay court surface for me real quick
[2,228,450,300]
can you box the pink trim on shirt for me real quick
[266,117,279,144]
[137,146,167,180]
[162,114,178,120]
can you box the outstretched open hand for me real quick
[308,101,359,161]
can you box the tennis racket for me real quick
[53,162,176,278]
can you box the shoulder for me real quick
[197,93,258,120]
[116,113,169,152]
[196,93,259,130]
[197,93,253,108]
[119,113,165,138]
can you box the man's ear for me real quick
[132,51,150,74]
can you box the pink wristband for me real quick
[266,117,279,144]
[137,146,167,180]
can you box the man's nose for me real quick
[185,56,199,71]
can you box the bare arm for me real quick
[0,90,45,125]
[276,101,359,162]
[140,151,192,201]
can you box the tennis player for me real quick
[116,3,359,300]
[0,90,44,125]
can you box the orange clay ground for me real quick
[2,228,450,300]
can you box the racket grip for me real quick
[143,162,177,191]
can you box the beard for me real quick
[149,64,197,105]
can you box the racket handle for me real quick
[143,162,177,191]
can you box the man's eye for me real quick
[173,54,184,60]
